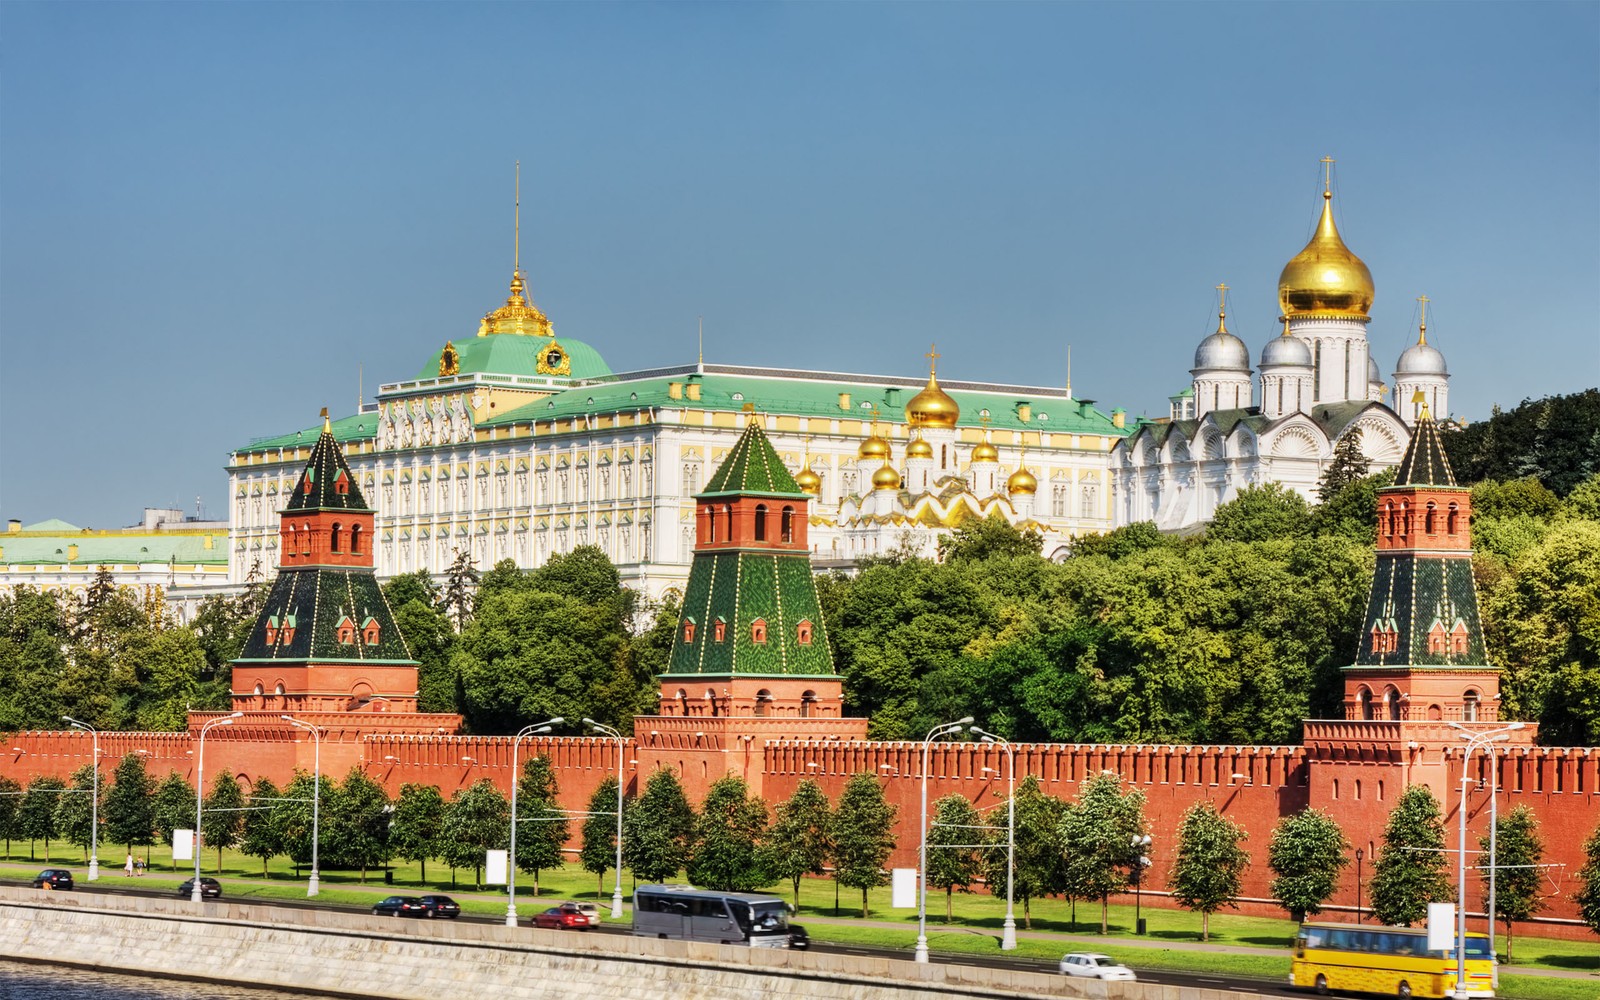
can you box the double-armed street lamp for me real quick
[915,716,973,964]
[281,715,324,896]
[1450,721,1523,996]
[583,718,627,919]
[1130,833,1153,935]
[970,727,1016,951]
[61,717,100,881]
[193,712,243,903]
[506,717,564,927]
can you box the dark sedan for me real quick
[372,895,427,918]
[177,877,222,899]
[788,924,810,950]
[32,869,73,890]
[417,895,460,919]
[532,904,590,930]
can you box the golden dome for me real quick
[795,464,821,494]
[906,435,934,459]
[872,462,901,491]
[905,349,960,429]
[1007,466,1037,496]
[1277,188,1374,320]
[479,269,553,337]
[858,431,890,461]
[972,439,999,462]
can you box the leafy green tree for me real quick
[688,775,772,892]
[54,764,104,862]
[152,771,195,870]
[390,783,447,884]
[440,548,480,632]
[765,779,833,907]
[579,776,622,898]
[130,628,210,731]
[981,775,1066,929]
[937,510,1043,563]
[1479,805,1544,962]
[1370,785,1454,926]
[392,598,458,714]
[532,545,634,622]
[479,557,529,597]
[239,776,283,876]
[439,778,509,887]
[625,769,695,884]
[0,587,70,730]
[326,767,391,882]
[1267,807,1350,921]
[19,776,65,860]
[382,570,441,610]
[1059,772,1147,934]
[1206,482,1311,543]
[1169,801,1249,941]
[1311,469,1393,542]
[926,794,984,921]
[202,771,245,872]
[104,753,156,856]
[273,771,330,869]
[0,775,20,856]
[1575,823,1600,935]
[830,772,897,917]
[1562,473,1600,522]
[1444,389,1600,496]
[514,755,568,896]
[1317,432,1371,503]
[1069,521,1171,560]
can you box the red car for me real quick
[532,904,591,930]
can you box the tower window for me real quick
[781,506,795,543]
[1385,685,1402,721]
[1447,504,1460,535]
[336,616,356,645]
[1425,503,1437,535]
[706,506,717,544]
[800,690,816,718]
[797,619,813,645]
[1359,687,1374,721]
[682,619,696,643]
[350,524,362,555]
[1463,689,1480,722]
[751,619,768,644]
[334,472,349,495]
[331,522,342,554]
[754,504,768,542]
[713,618,726,643]
[754,689,771,717]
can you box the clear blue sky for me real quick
[3,2,1596,528]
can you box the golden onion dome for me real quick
[1007,466,1038,496]
[872,461,901,491]
[972,438,999,462]
[906,435,934,459]
[905,368,960,429]
[1277,188,1374,320]
[795,464,821,494]
[858,432,890,461]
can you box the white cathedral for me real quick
[1109,174,1451,532]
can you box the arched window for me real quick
[781,506,795,543]
[1424,503,1437,535]
[1385,685,1402,721]
[713,618,726,643]
[1447,503,1460,535]
[284,525,295,560]
[706,506,717,543]
[677,688,689,715]
[1463,689,1480,722]
[751,619,768,644]
[754,689,771,717]
[724,505,734,541]
[1359,687,1375,721]
[1380,501,1392,538]
[800,690,816,718]
[796,620,813,645]
[253,681,264,697]
[682,619,696,643]
[1427,704,1442,721]
[274,682,285,697]
[350,524,362,555]
[301,525,311,556]
[706,688,719,717]
[330,522,342,553]
[754,504,768,541]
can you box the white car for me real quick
[1059,953,1137,981]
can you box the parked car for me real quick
[177,877,223,899]
[372,895,427,918]
[32,869,73,891]
[417,895,461,919]
[533,904,591,930]
[1059,953,1136,981]
[787,924,810,950]
[567,901,600,927]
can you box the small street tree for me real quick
[1370,785,1454,926]
[1575,823,1600,935]
[391,783,447,885]
[982,775,1066,929]
[326,767,391,883]
[273,771,330,870]
[240,776,283,876]
[688,775,772,892]
[19,776,65,860]
[830,772,897,918]
[1059,772,1147,934]
[927,794,984,922]
[1479,805,1545,962]
[104,753,156,860]
[54,764,104,863]
[1268,807,1350,921]
[514,755,568,896]
[765,779,833,908]
[1170,801,1249,941]
[202,771,245,873]
[0,775,20,856]
[579,776,622,898]
[624,768,695,884]
[439,778,509,887]
[151,772,195,871]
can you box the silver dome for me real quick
[1193,331,1251,371]
[1259,335,1312,368]
[1367,356,1383,383]
[1395,341,1449,376]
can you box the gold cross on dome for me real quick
[1321,155,1336,192]
[926,343,940,374]
[1215,282,1229,314]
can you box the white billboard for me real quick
[172,829,194,861]
[891,867,917,909]
[1426,902,1456,952]
[486,849,508,885]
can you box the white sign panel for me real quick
[1426,902,1456,952]
[485,849,508,885]
[172,829,194,861]
[891,867,917,909]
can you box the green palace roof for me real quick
[244,412,379,452]
[417,334,612,382]
[0,529,227,567]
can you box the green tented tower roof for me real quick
[284,416,373,513]
[699,419,808,498]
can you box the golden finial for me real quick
[1417,295,1429,345]
[1065,346,1073,400]
[926,343,940,376]
[1281,317,1292,338]
[321,407,331,433]
[1321,155,1335,199]
[698,316,704,371]
[514,160,521,277]
[1215,282,1230,334]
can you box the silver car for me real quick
[1059,953,1137,981]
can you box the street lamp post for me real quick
[506,717,563,927]
[61,717,100,881]
[281,715,323,897]
[193,712,242,903]
[971,727,1016,950]
[915,716,973,964]
[1131,834,1152,935]
[1354,848,1364,923]
[1449,721,1523,998]
[584,718,627,919]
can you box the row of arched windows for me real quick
[283,522,363,556]
[1357,685,1479,721]
[703,504,797,544]
[672,687,821,718]
[681,617,813,646]
[1379,500,1461,540]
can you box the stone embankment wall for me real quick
[0,888,1236,1000]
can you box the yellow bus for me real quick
[1291,921,1496,999]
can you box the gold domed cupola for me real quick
[872,461,901,491]
[795,465,822,495]
[1006,465,1037,496]
[906,434,934,459]
[1277,158,1375,321]
[972,438,999,462]
[905,344,960,430]
[858,417,891,461]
